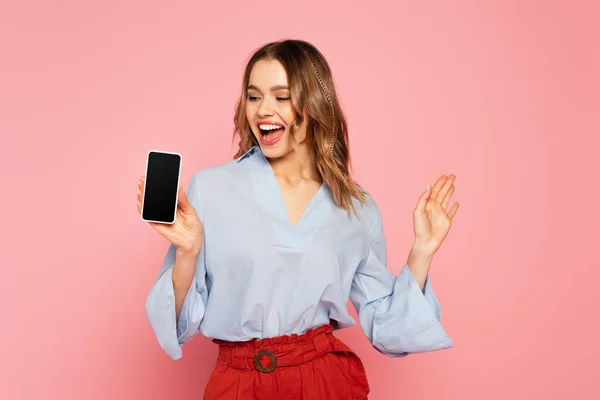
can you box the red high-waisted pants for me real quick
[203,324,370,399]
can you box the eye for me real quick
[247,96,259,101]
[277,97,290,101]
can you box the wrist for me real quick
[175,248,200,269]
[407,244,434,289]
[176,246,201,259]
[411,239,437,258]
[173,248,199,286]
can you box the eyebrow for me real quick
[247,85,289,92]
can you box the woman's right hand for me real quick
[136,176,204,254]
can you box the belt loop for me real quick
[313,330,331,359]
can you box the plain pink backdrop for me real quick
[1,0,598,399]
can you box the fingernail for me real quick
[425,185,430,192]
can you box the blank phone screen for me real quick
[142,151,181,224]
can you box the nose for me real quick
[257,97,275,116]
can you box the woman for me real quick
[137,39,459,399]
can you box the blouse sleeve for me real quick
[145,172,208,360]
[349,199,453,358]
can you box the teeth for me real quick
[259,124,283,131]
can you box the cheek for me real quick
[294,125,307,140]
[245,107,257,134]
[283,107,307,139]
[292,118,308,141]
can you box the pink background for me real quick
[1,0,598,399]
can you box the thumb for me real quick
[177,186,193,213]
[415,185,431,213]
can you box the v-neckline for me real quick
[276,180,324,228]
[255,147,325,229]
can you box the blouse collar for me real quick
[236,145,261,163]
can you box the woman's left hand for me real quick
[412,174,460,255]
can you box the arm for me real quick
[173,248,200,324]
[349,200,453,358]
[145,174,208,360]
[406,245,434,293]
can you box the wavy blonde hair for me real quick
[232,39,367,217]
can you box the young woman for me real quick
[137,39,459,399]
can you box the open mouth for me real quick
[258,123,285,140]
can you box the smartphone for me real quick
[141,150,182,224]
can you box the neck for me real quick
[267,139,321,184]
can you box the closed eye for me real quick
[247,96,290,102]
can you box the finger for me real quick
[430,175,447,201]
[436,174,455,202]
[415,184,432,213]
[138,177,145,200]
[448,202,459,219]
[441,185,455,210]
[148,221,163,234]
[137,199,142,214]
[177,186,193,214]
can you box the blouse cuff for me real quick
[403,264,442,321]
[176,274,200,342]
[372,263,453,355]
[146,265,202,360]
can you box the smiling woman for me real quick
[143,39,457,400]
[246,74,301,149]
[233,40,367,217]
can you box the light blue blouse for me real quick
[146,145,453,360]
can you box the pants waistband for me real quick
[212,324,335,372]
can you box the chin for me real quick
[254,133,292,159]
[259,142,290,159]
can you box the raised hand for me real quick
[412,174,459,255]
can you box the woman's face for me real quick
[245,59,310,159]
